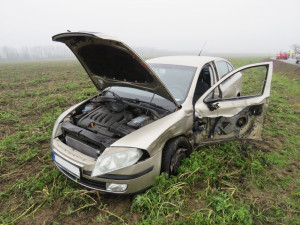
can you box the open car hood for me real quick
[52,32,179,107]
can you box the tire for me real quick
[161,136,192,176]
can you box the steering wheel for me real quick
[168,85,186,101]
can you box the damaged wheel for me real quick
[161,137,191,176]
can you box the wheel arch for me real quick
[162,135,193,154]
[160,135,193,174]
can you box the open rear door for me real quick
[194,62,273,145]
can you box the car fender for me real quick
[110,99,194,156]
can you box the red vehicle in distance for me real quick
[276,52,288,60]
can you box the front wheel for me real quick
[161,137,191,176]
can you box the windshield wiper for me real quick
[102,90,124,103]
[123,97,167,111]
[103,90,170,112]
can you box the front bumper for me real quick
[51,138,161,194]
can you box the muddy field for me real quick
[0,58,299,224]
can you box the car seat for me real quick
[193,67,210,105]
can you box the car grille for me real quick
[66,135,101,158]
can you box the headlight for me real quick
[91,148,143,177]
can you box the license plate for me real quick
[53,153,81,178]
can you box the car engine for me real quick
[59,95,167,158]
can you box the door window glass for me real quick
[215,61,229,78]
[226,63,234,72]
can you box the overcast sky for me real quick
[0,0,299,55]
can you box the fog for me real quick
[0,0,299,60]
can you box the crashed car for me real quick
[50,32,273,194]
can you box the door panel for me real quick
[194,62,273,144]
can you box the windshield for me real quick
[148,63,197,103]
[105,63,196,111]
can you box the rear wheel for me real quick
[161,137,191,176]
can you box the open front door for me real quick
[194,62,273,145]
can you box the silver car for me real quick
[50,32,273,194]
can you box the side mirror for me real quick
[207,102,220,111]
[204,97,220,111]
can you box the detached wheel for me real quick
[161,137,191,176]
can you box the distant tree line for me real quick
[0,46,74,62]
[0,46,184,62]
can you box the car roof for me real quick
[146,55,223,68]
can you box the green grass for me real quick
[0,58,299,224]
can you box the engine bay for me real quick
[59,94,169,158]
